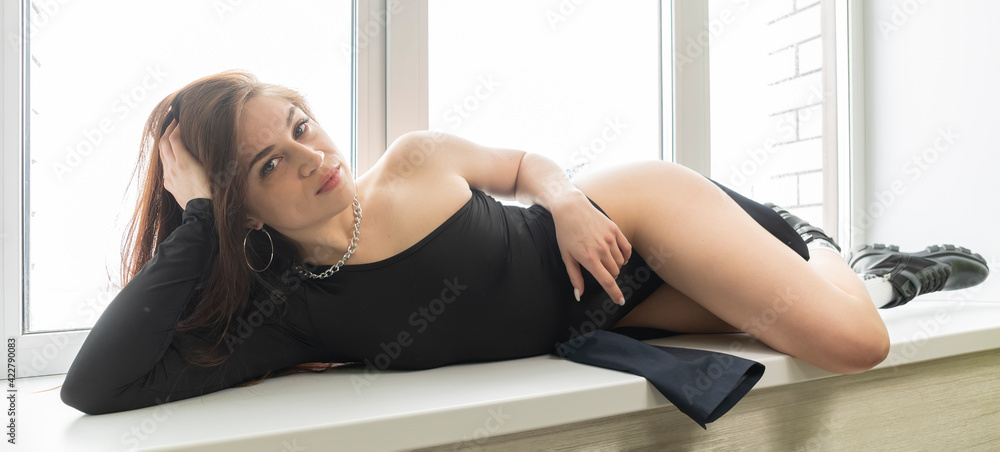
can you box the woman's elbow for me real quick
[61,383,95,415]
[60,374,123,415]
[61,378,99,415]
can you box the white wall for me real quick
[863,1,999,302]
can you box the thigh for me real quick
[612,282,740,333]
[574,161,885,372]
[575,162,808,261]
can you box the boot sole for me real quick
[847,243,990,291]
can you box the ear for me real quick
[245,218,263,230]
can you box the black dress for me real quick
[61,182,808,426]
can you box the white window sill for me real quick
[13,300,1000,451]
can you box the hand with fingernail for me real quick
[158,114,213,209]
[550,193,632,306]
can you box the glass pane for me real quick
[709,1,826,226]
[27,0,353,332]
[428,0,663,181]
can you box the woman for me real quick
[60,71,988,418]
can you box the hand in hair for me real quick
[159,119,213,209]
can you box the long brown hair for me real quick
[121,71,346,384]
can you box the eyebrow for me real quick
[247,105,297,175]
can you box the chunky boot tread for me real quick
[847,243,990,308]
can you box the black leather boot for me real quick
[763,203,841,253]
[846,244,990,308]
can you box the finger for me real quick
[561,252,585,302]
[588,262,625,306]
[163,117,177,139]
[616,228,632,264]
[168,120,185,153]
[160,123,182,171]
[159,120,177,162]
[597,246,622,279]
[577,251,624,304]
[606,234,626,269]
[160,115,176,138]
[167,122,198,166]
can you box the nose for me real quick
[295,143,324,177]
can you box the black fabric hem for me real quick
[555,330,764,427]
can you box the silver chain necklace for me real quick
[294,195,362,279]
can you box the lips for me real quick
[316,165,341,195]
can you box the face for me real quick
[238,95,355,235]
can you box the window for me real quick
[4,0,352,376]
[426,0,665,179]
[2,0,853,378]
[708,0,830,229]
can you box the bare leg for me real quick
[613,283,740,333]
[576,161,890,374]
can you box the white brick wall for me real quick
[709,0,826,225]
[766,0,824,218]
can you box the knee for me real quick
[822,324,891,375]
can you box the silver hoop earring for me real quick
[244,227,274,272]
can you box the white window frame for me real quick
[376,0,869,257]
[831,0,866,249]
[1,0,862,379]
[0,0,83,380]
[671,0,711,174]
[384,1,704,170]
[355,0,389,175]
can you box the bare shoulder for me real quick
[349,132,474,264]
[371,131,459,182]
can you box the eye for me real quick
[258,117,309,179]
[294,118,310,138]
[260,156,280,178]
